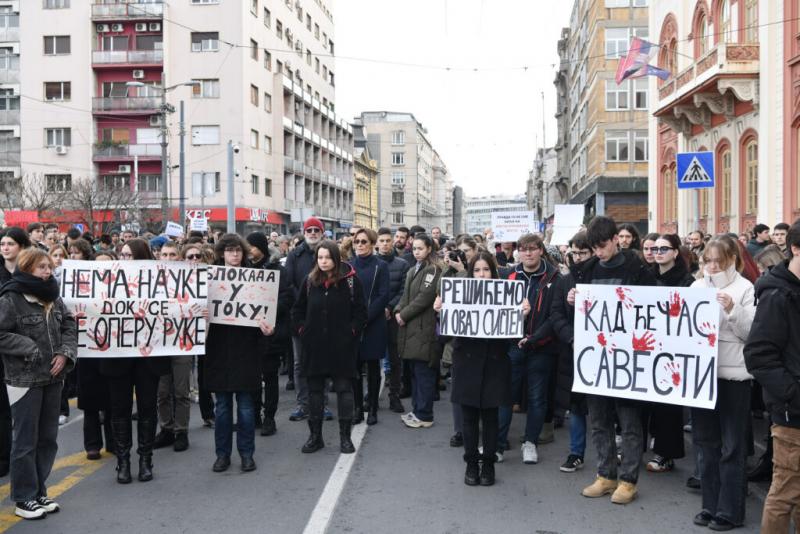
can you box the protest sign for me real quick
[491,211,537,243]
[60,260,207,358]
[206,266,279,328]
[165,221,184,238]
[572,284,720,409]
[189,216,208,232]
[439,278,526,338]
[550,204,584,245]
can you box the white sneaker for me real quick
[402,413,433,428]
[58,415,67,426]
[478,446,504,463]
[400,412,414,422]
[521,441,538,464]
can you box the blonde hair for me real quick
[17,248,54,274]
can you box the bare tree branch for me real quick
[66,177,140,234]
[0,173,61,217]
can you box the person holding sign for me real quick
[435,250,529,486]
[689,236,755,530]
[99,239,171,485]
[205,235,274,474]
[291,241,367,454]
[0,248,76,520]
[395,234,442,429]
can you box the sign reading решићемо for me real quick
[439,278,526,338]
[572,284,720,409]
[206,266,279,328]
[60,260,207,358]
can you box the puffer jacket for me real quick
[395,263,442,365]
[0,292,77,387]
[378,252,409,310]
[691,265,755,381]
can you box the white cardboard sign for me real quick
[491,211,537,242]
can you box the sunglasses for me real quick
[186,254,202,260]
[305,228,321,234]
[653,246,675,254]
[353,239,370,245]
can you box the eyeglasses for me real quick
[305,228,321,234]
[186,254,202,260]
[119,252,133,259]
[224,247,242,253]
[519,246,540,253]
[569,250,591,259]
[653,246,675,254]
[353,239,370,245]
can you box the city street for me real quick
[0,374,769,534]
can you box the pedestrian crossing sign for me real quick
[676,151,715,190]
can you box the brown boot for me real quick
[611,481,638,504]
[581,476,617,498]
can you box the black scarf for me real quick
[0,269,61,302]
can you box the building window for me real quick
[391,130,405,145]
[605,130,629,161]
[191,32,219,52]
[250,39,258,60]
[633,79,648,109]
[45,128,70,147]
[605,28,629,59]
[392,192,404,205]
[700,188,710,218]
[251,174,259,194]
[720,148,732,215]
[392,212,403,224]
[191,171,219,195]
[662,167,677,222]
[306,49,312,66]
[101,175,128,191]
[391,171,405,185]
[191,0,219,3]
[276,20,283,39]
[191,125,220,145]
[250,0,258,15]
[44,82,71,102]
[192,79,219,98]
[605,80,629,110]
[719,0,732,43]
[250,84,258,106]
[43,35,70,55]
[605,0,629,6]
[306,14,312,31]
[633,131,648,161]
[696,12,708,57]
[744,0,758,43]
[101,35,129,52]
[264,135,271,153]
[745,138,758,214]
[264,178,272,197]
[44,0,70,8]
[314,23,320,39]
[101,128,130,143]
[45,174,71,192]
[138,174,161,192]
[391,152,404,166]
[263,50,272,71]
[250,129,259,149]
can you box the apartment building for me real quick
[355,111,451,231]
[555,0,650,234]
[464,194,528,236]
[16,0,353,233]
[650,0,792,234]
[527,147,559,224]
[0,0,19,209]
[353,145,377,229]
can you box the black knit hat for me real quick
[246,232,270,260]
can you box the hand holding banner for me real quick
[572,284,720,409]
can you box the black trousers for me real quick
[255,353,281,421]
[401,360,412,395]
[108,363,160,424]
[462,405,499,464]
[386,318,402,396]
[197,356,215,421]
[83,410,112,453]
[354,360,380,412]
[0,370,11,468]
[308,376,353,422]
[647,402,686,459]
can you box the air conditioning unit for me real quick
[96,24,110,33]
[295,41,302,51]
[111,23,124,32]
[132,69,145,79]
[55,145,68,155]
[118,165,131,173]
[149,115,162,127]
[149,23,161,31]
[135,23,147,32]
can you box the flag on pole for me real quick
[615,37,671,84]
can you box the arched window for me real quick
[658,14,679,80]
[697,14,708,56]
[719,0,732,43]
[662,166,678,224]
[745,138,758,214]
[744,0,758,43]
[720,148,732,215]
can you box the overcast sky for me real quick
[334,0,575,198]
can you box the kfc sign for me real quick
[185,209,211,221]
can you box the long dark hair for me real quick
[467,250,499,279]
[618,223,642,250]
[308,240,343,286]
[213,233,251,267]
[124,238,154,260]
[656,233,686,269]
[411,233,440,268]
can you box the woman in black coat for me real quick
[291,241,367,454]
[351,228,389,426]
[205,234,274,474]
[99,238,171,484]
[434,250,529,487]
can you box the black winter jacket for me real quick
[450,337,511,409]
[744,261,800,428]
[378,253,409,310]
[510,261,561,355]
[253,247,294,353]
[572,249,657,287]
[653,261,695,288]
[285,240,316,299]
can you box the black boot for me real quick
[339,420,355,454]
[351,411,364,425]
[153,427,174,449]
[464,462,480,486]
[389,394,405,414]
[301,418,324,453]
[137,417,156,482]
[111,418,132,484]
[479,462,495,486]
[173,431,189,452]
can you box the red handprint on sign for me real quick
[668,291,683,317]
[699,321,717,347]
[615,287,634,309]
[632,331,655,351]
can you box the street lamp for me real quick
[126,77,200,231]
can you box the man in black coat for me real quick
[247,232,294,436]
[744,222,800,533]
[284,217,327,421]
[377,227,409,413]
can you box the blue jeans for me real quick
[691,380,751,526]
[497,347,553,450]
[214,391,255,459]
[570,413,587,457]
[410,360,437,422]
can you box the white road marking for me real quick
[60,412,85,430]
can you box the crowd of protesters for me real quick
[0,217,796,532]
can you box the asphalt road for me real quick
[0,373,771,534]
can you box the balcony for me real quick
[92,96,159,114]
[92,2,163,20]
[0,26,18,43]
[655,42,760,135]
[0,138,20,166]
[0,109,19,125]
[93,143,161,161]
[0,56,19,83]
[92,49,163,67]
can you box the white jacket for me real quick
[691,266,755,381]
